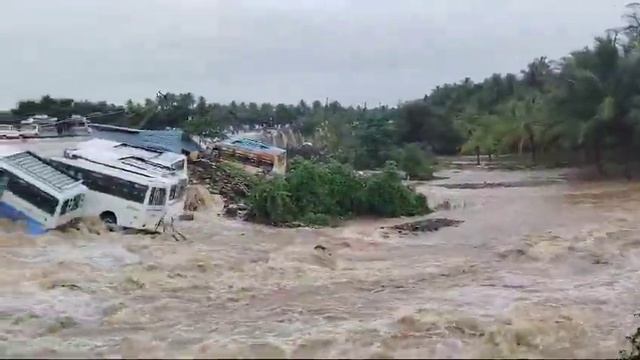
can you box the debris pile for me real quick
[387,218,463,234]
[187,159,258,218]
[437,180,561,189]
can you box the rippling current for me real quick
[0,165,639,358]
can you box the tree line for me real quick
[10,4,640,175]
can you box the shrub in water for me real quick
[392,143,435,180]
[248,177,296,225]
[360,161,429,217]
[247,158,430,226]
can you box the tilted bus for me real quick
[0,147,87,234]
[46,140,188,230]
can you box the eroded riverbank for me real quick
[1,166,639,358]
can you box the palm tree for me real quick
[550,35,640,176]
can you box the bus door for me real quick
[146,181,169,226]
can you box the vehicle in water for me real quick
[18,114,92,138]
[17,124,39,138]
[212,137,287,175]
[21,114,57,125]
[71,138,188,176]
[0,147,87,234]
[46,139,188,230]
[72,138,188,207]
[0,125,21,139]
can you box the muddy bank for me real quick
[0,166,638,358]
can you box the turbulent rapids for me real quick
[0,163,639,358]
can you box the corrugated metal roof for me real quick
[220,138,286,156]
[4,152,79,191]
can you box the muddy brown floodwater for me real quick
[1,166,639,358]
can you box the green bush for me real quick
[247,158,430,226]
[361,162,428,217]
[392,143,435,180]
[248,177,296,224]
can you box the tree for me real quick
[274,103,295,125]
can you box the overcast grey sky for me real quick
[0,0,630,109]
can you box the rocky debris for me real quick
[223,205,238,217]
[188,159,254,200]
[313,244,332,256]
[388,218,463,233]
[178,213,194,221]
[222,202,250,219]
[188,159,256,218]
[48,282,82,291]
[312,244,336,269]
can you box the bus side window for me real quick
[6,172,59,215]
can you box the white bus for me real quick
[68,139,188,216]
[0,125,21,139]
[18,124,39,138]
[0,147,87,234]
[46,141,188,230]
[72,138,188,176]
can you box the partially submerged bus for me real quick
[0,147,87,234]
[71,138,187,176]
[70,139,188,210]
[47,139,188,230]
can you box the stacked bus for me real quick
[0,147,87,234]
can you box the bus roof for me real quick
[51,156,169,185]
[0,149,86,196]
[71,139,186,174]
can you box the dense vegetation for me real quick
[9,4,640,177]
[247,159,429,226]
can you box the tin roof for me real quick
[4,151,80,191]
[220,138,286,156]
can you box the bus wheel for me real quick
[100,211,117,231]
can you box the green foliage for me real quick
[12,95,125,123]
[249,177,296,224]
[247,159,430,226]
[352,117,397,170]
[392,143,434,180]
[220,162,259,189]
[359,161,429,217]
[396,101,464,154]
